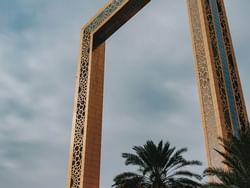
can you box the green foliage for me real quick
[203,126,250,188]
[112,140,202,188]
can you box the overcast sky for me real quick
[0,0,250,188]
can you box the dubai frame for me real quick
[66,0,249,187]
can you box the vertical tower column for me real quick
[187,0,248,168]
[81,42,106,187]
[66,34,106,188]
[66,1,151,188]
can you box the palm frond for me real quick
[114,140,202,188]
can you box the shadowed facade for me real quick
[67,0,248,187]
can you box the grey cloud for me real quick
[0,1,250,188]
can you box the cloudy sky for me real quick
[0,0,250,188]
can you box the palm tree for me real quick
[112,140,202,188]
[203,125,250,188]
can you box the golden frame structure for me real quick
[67,1,150,188]
[66,0,248,187]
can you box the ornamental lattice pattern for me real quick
[69,31,90,188]
[216,0,248,127]
[85,0,125,33]
[203,0,232,130]
[188,0,218,167]
[69,1,126,187]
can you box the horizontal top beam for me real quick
[82,0,150,49]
